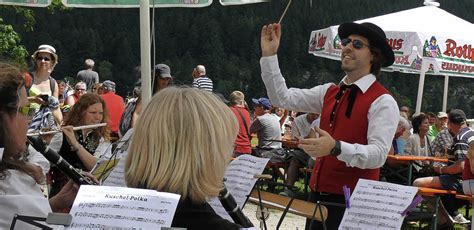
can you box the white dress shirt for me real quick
[260,55,399,169]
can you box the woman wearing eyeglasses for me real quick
[0,62,79,229]
[66,81,87,107]
[28,44,62,129]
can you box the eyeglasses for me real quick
[341,38,370,49]
[35,56,51,62]
[18,105,35,118]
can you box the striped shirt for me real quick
[192,76,213,92]
[449,126,474,164]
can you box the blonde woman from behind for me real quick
[125,87,243,229]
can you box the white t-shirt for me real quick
[0,170,62,229]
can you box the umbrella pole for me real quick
[442,75,449,112]
[140,0,152,107]
[415,71,426,115]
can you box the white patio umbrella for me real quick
[308,2,474,114]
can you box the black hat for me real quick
[338,22,395,67]
[154,64,172,79]
[448,109,467,124]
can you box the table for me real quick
[281,138,299,149]
[383,155,448,186]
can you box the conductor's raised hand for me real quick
[261,23,281,57]
[298,127,336,158]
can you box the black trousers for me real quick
[305,191,346,230]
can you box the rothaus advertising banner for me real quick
[308,6,474,78]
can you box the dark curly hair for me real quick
[412,113,428,134]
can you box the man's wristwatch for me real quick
[330,140,342,156]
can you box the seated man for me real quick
[250,97,283,160]
[280,113,319,196]
[413,109,472,225]
[428,112,448,141]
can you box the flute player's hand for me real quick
[62,125,80,150]
[261,23,281,57]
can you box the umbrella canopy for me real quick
[308,5,474,113]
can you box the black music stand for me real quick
[11,214,51,230]
[11,213,72,230]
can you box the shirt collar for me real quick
[339,74,376,93]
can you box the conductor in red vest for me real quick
[260,22,399,229]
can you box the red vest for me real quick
[309,81,389,194]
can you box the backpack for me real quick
[119,97,139,137]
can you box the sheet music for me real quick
[209,154,269,221]
[91,157,120,182]
[67,185,180,229]
[100,129,134,186]
[102,157,126,187]
[339,179,418,230]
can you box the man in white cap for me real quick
[428,111,448,140]
[260,21,399,228]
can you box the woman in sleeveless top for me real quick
[29,45,62,128]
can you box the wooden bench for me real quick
[411,187,471,229]
[248,189,328,222]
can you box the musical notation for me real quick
[352,197,406,208]
[77,202,168,213]
[209,154,269,222]
[339,179,418,230]
[349,204,398,214]
[69,223,135,229]
[347,211,399,222]
[68,185,180,229]
[74,211,165,224]
[355,190,409,200]
[345,218,397,229]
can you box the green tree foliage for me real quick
[0,0,473,116]
[0,18,28,65]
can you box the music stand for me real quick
[11,214,51,230]
[11,213,72,230]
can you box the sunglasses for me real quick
[36,56,51,62]
[341,38,370,49]
[18,105,36,118]
[75,88,86,91]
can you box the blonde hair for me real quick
[229,91,245,106]
[125,87,238,203]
